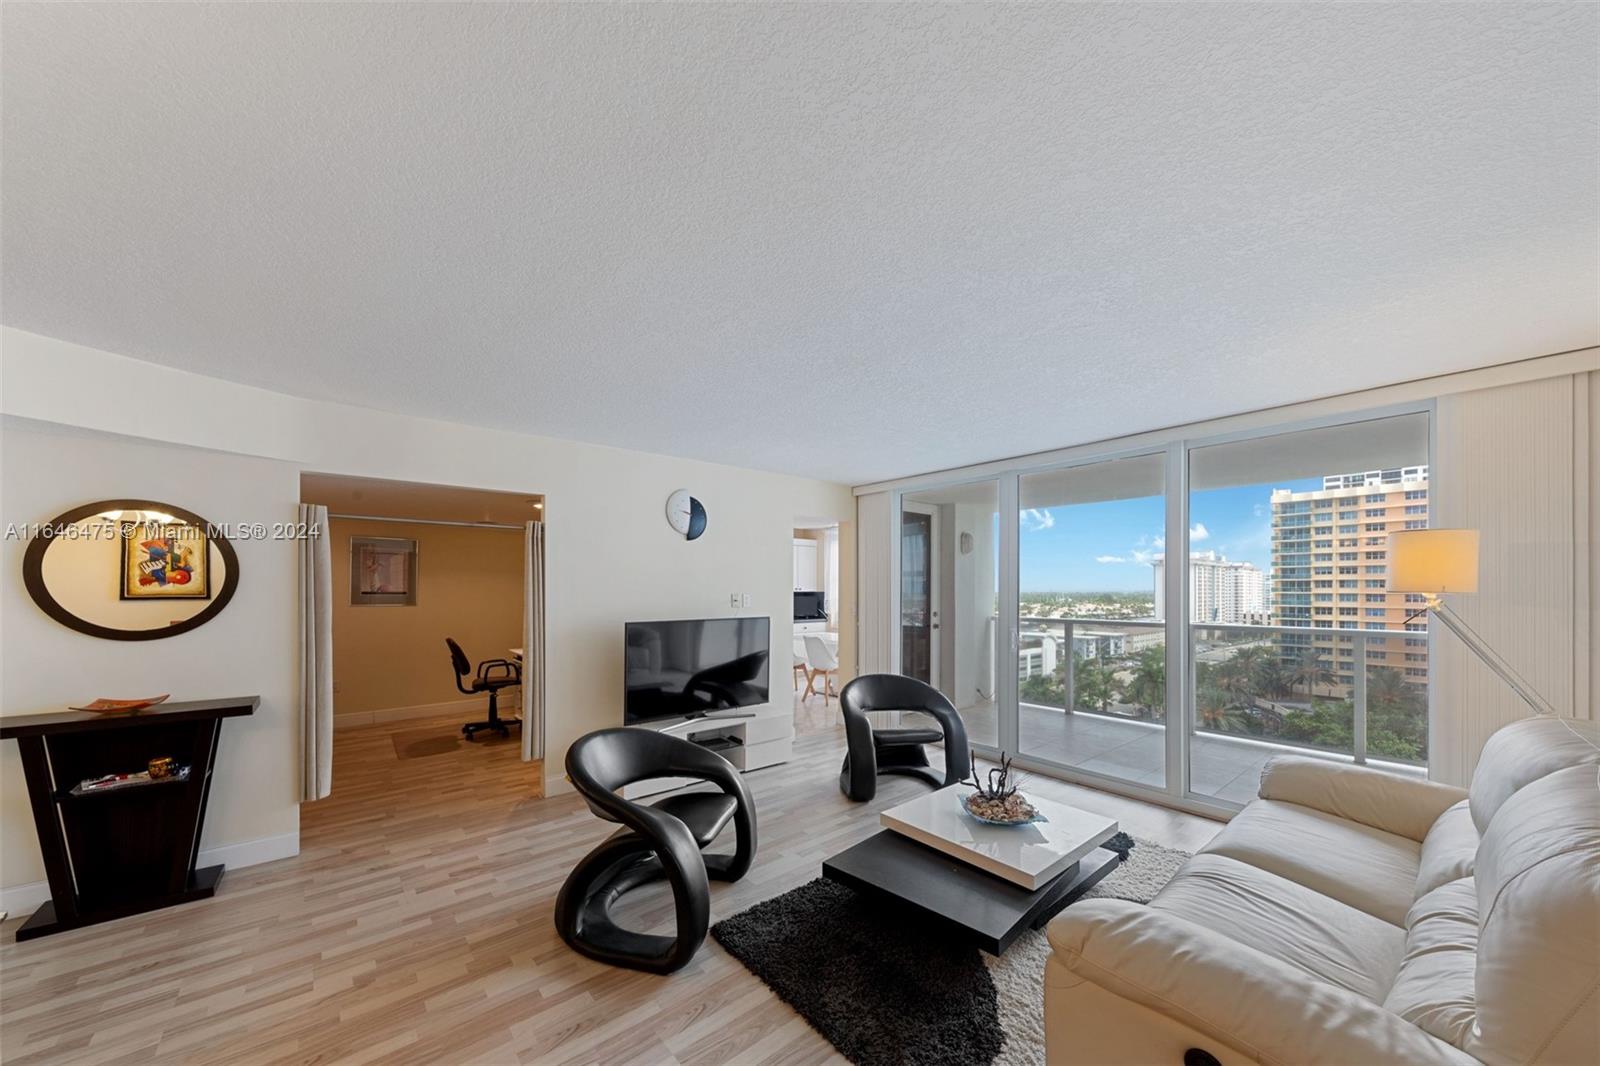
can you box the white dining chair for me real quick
[803,635,840,706]
[792,638,809,690]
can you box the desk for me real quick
[510,647,523,660]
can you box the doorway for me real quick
[792,519,843,735]
[297,473,545,829]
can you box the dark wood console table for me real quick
[1,696,258,941]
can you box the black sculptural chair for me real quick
[838,674,971,802]
[555,728,756,974]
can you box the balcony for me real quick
[961,616,1427,807]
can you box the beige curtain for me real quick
[522,520,546,762]
[299,503,334,800]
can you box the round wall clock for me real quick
[665,489,707,541]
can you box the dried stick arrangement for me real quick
[963,752,1039,822]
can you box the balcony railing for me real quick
[1010,615,1427,767]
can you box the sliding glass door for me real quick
[900,481,1000,748]
[1016,454,1166,787]
[890,404,1433,811]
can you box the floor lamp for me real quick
[1386,529,1559,717]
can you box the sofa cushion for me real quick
[1199,798,1421,925]
[1415,799,1478,897]
[1469,763,1600,1065]
[1383,877,1479,1048]
[1258,755,1465,842]
[1468,716,1600,834]
[1046,899,1476,1066]
[1151,852,1405,1002]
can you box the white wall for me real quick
[1431,371,1597,783]
[954,501,997,706]
[855,491,891,675]
[1,420,301,895]
[0,328,855,899]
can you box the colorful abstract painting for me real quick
[120,521,210,600]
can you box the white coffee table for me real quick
[821,784,1124,954]
[880,784,1119,889]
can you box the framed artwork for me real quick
[350,536,418,606]
[120,520,211,600]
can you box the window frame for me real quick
[881,399,1435,820]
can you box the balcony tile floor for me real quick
[957,701,1422,806]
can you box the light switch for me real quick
[730,593,740,608]
[740,593,752,608]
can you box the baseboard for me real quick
[334,697,518,730]
[0,830,300,916]
[0,880,50,914]
[198,830,301,870]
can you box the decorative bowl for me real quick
[69,694,170,715]
[960,791,1048,826]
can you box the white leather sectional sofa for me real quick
[1045,717,1600,1064]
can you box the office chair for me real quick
[446,637,522,740]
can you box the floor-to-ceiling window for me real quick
[1184,412,1430,804]
[1015,454,1166,788]
[889,405,1432,812]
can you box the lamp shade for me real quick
[1387,529,1479,594]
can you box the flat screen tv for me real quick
[793,590,826,621]
[624,617,771,724]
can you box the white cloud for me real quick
[1190,522,1210,542]
[1020,508,1055,532]
[1130,548,1157,565]
[1095,554,1126,564]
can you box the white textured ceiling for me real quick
[3,4,1595,485]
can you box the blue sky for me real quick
[1019,478,1321,594]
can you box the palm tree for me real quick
[1291,651,1334,699]
[1216,659,1256,707]
[1366,665,1411,709]
[1126,646,1166,718]
[1073,656,1116,713]
[1227,644,1265,672]
[1196,684,1230,730]
[1252,656,1295,700]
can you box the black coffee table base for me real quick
[822,830,1121,954]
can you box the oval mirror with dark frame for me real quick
[22,499,240,641]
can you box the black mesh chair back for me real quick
[445,637,472,677]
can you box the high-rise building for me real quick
[1270,466,1429,691]
[1153,550,1268,624]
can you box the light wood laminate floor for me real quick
[2,712,1220,1065]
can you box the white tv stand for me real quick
[620,703,794,800]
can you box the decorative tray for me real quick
[960,791,1048,826]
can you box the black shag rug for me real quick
[713,877,1003,1066]
[711,833,1189,1066]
